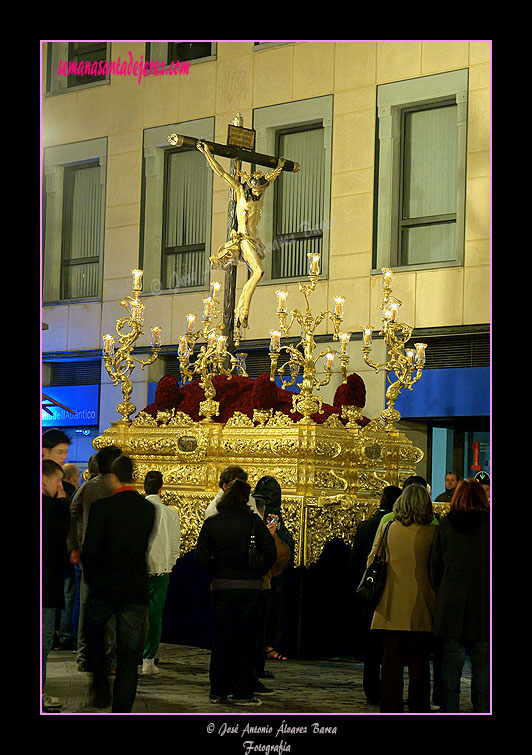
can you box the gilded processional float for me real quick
[93,115,430,567]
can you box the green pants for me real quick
[143,573,170,659]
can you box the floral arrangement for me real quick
[142,371,369,426]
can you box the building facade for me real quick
[41,41,491,493]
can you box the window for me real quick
[374,70,468,272]
[61,163,102,299]
[272,126,325,279]
[253,95,333,283]
[161,148,209,290]
[46,42,110,94]
[140,118,214,295]
[43,139,107,303]
[146,42,216,68]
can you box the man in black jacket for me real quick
[42,458,71,712]
[81,455,155,712]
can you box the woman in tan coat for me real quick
[367,484,438,712]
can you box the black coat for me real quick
[42,494,71,608]
[351,510,388,585]
[81,489,155,606]
[195,508,276,580]
[430,511,490,641]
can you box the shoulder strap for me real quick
[375,520,393,557]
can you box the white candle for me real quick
[210,281,221,302]
[132,269,144,292]
[150,327,162,348]
[276,290,288,312]
[216,335,227,354]
[177,336,189,356]
[186,314,196,332]
[362,327,373,348]
[324,351,335,371]
[333,296,345,317]
[202,298,212,321]
[269,330,281,353]
[406,349,415,367]
[415,343,427,367]
[382,267,392,289]
[102,334,115,356]
[340,332,350,354]
[308,253,320,276]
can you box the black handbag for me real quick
[356,520,393,602]
[248,516,263,570]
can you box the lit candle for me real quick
[207,331,217,350]
[414,343,427,367]
[177,336,189,357]
[308,252,321,276]
[130,300,142,322]
[382,267,393,289]
[132,269,144,292]
[269,330,281,353]
[216,335,227,354]
[340,332,350,354]
[150,327,162,348]
[186,313,196,332]
[362,326,374,348]
[202,298,212,322]
[275,290,288,313]
[324,351,335,371]
[406,349,415,367]
[389,302,398,321]
[210,281,221,302]
[333,296,345,317]
[102,334,115,356]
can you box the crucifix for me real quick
[168,113,300,355]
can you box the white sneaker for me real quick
[43,694,63,709]
[141,658,160,675]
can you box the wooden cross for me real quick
[168,114,300,355]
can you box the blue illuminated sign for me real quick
[42,385,99,427]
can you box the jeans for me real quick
[441,637,490,713]
[59,573,77,642]
[77,566,116,668]
[84,595,147,713]
[143,573,170,659]
[210,589,261,699]
[42,607,56,691]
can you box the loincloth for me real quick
[210,230,265,270]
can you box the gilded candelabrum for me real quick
[269,252,351,423]
[177,281,248,422]
[102,269,162,424]
[361,268,427,431]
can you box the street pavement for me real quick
[43,641,476,718]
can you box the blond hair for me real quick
[393,484,433,526]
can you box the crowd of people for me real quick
[42,426,490,714]
[352,472,490,713]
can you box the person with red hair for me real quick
[430,479,490,713]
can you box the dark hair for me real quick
[379,485,402,512]
[111,455,134,484]
[42,458,63,477]
[450,479,489,513]
[219,465,248,489]
[95,445,122,474]
[402,474,428,490]
[446,471,461,481]
[144,470,163,496]
[217,479,251,512]
[42,429,71,449]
